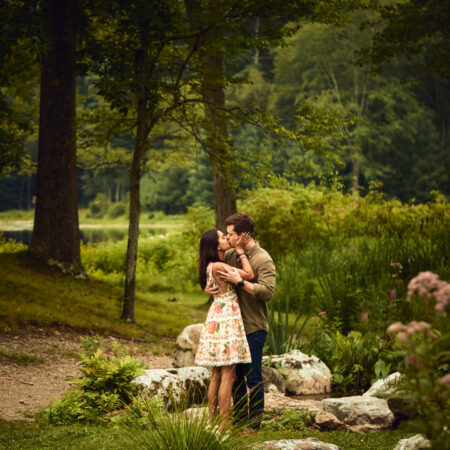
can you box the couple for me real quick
[195,213,276,430]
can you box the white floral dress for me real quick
[195,263,251,366]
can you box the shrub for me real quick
[387,272,450,449]
[0,232,27,253]
[88,193,109,219]
[108,202,127,219]
[301,320,400,395]
[42,336,145,424]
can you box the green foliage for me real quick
[266,299,311,355]
[261,409,315,432]
[386,275,450,449]
[0,232,27,253]
[107,202,127,219]
[87,193,109,219]
[120,397,255,450]
[302,323,398,395]
[0,348,44,365]
[42,336,145,425]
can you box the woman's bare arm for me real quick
[235,232,254,280]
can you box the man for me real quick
[206,212,276,429]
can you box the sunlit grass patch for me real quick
[0,252,204,345]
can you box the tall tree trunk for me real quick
[185,0,237,228]
[30,0,82,275]
[121,49,150,322]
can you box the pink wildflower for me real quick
[318,311,327,318]
[387,322,405,334]
[439,373,450,389]
[390,289,397,300]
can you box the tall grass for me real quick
[273,217,449,334]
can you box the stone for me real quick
[264,438,342,449]
[132,366,210,407]
[263,365,286,393]
[363,372,403,398]
[265,390,325,415]
[265,350,331,396]
[314,411,347,431]
[393,434,431,450]
[322,396,394,431]
[173,323,203,368]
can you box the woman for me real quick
[195,229,254,428]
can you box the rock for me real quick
[264,438,342,449]
[265,350,331,396]
[363,372,403,397]
[393,434,431,450]
[132,366,210,407]
[388,397,418,428]
[173,323,203,368]
[265,390,325,415]
[322,396,394,431]
[263,366,286,393]
[314,411,347,431]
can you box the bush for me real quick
[0,233,27,253]
[301,320,400,395]
[42,336,145,424]
[88,193,109,219]
[387,272,450,449]
[108,202,127,219]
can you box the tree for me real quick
[89,0,197,321]
[28,0,83,274]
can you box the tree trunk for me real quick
[30,0,82,275]
[185,0,237,228]
[121,49,150,322]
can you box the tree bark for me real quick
[30,0,82,274]
[121,49,150,322]
[185,0,237,228]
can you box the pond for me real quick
[1,226,169,246]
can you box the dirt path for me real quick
[0,328,173,421]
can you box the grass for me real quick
[0,209,186,227]
[0,420,415,450]
[0,252,207,346]
[0,348,45,365]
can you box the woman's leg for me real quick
[218,364,236,428]
[208,367,221,421]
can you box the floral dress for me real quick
[195,263,251,366]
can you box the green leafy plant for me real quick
[387,272,450,449]
[42,336,145,424]
[266,298,311,355]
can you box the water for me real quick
[1,227,168,246]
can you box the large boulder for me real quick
[263,366,286,393]
[393,434,431,450]
[388,397,418,428]
[264,438,342,449]
[173,323,203,368]
[265,350,331,396]
[322,396,394,431]
[363,372,403,398]
[132,366,210,407]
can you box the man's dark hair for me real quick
[225,213,254,236]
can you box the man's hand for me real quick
[204,280,220,296]
[217,266,242,285]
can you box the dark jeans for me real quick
[232,330,267,429]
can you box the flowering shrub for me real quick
[387,272,450,448]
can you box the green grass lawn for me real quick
[0,252,207,347]
[0,420,414,450]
